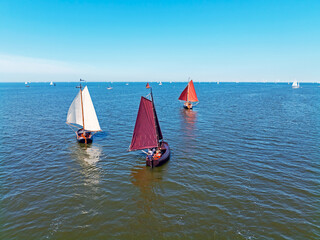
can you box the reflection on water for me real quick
[69,143,103,186]
[130,165,165,213]
[70,143,103,166]
[180,108,197,139]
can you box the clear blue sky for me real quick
[0,0,319,82]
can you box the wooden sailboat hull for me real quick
[183,104,193,109]
[77,137,93,144]
[146,142,170,167]
[76,130,93,143]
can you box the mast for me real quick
[150,87,159,147]
[187,81,189,103]
[79,79,85,130]
[187,77,190,103]
[80,79,87,144]
[150,87,161,147]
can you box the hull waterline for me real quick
[77,137,93,144]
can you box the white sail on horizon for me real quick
[66,86,101,131]
[292,81,299,88]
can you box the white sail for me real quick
[66,86,101,131]
[50,81,53,85]
[292,81,299,88]
[82,86,101,131]
[67,88,82,127]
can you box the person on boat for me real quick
[147,149,154,161]
[184,101,192,109]
[77,129,91,139]
[153,149,161,160]
[148,149,153,156]
[84,131,91,138]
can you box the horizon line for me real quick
[1,81,319,83]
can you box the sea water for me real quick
[0,82,319,239]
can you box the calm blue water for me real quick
[1,82,319,239]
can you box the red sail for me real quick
[188,80,198,102]
[130,97,158,151]
[178,85,189,101]
[178,80,198,102]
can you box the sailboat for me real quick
[25,81,30,87]
[129,83,170,167]
[50,81,56,86]
[106,81,113,90]
[178,79,199,109]
[159,81,162,86]
[292,81,300,88]
[66,79,102,144]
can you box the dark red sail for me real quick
[130,97,158,151]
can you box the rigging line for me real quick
[66,123,79,136]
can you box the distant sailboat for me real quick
[129,83,170,167]
[25,81,30,87]
[159,81,162,85]
[50,81,56,86]
[178,79,199,109]
[292,81,300,88]
[106,82,113,90]
[66,79,102,144]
